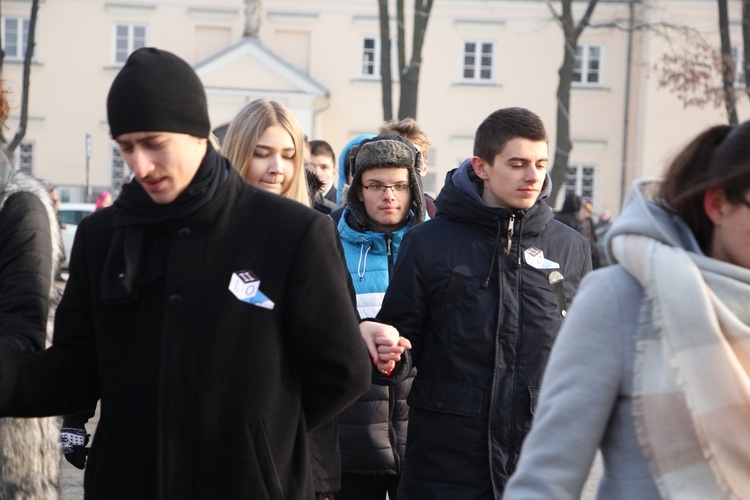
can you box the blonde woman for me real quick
[224,98,341,500]
[223,99,311,207]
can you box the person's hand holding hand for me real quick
[359,321,411,375]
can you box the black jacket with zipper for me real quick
[377,160,592,499]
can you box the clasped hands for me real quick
[359,320,412,376]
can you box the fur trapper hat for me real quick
[346,134,425,230]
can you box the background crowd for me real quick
[0,46,747,500]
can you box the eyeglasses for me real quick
[361,183,411,194]
[739,196,750,210]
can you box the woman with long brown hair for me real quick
[506,122,750,499]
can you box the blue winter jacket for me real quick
[336,206,415,476]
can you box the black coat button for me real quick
[168,294,183,308]
[177,227,191,239]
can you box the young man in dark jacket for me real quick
[361,107,592,499]
[0,47,371,499]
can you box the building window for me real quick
[462,41,494,82]
[732,46,746,87]
[360,36,398,79]
[115,24,147,64]
[3,17,30,61]
[111,147,127,196]
[361,37,379,77]
[15,142,34,174]
[573,45,602,85]
[566,165,596,203]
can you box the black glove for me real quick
[61,417,90,470]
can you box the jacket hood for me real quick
[435,158,553,232]
[337,134,376,206]
[0,158,63,273]
[603,178,702,264]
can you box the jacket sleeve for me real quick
[0,192,53,353]
[0,215,100,417]
[286,213,371,430]
[504,269,631,499]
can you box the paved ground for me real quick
[582,452,603,499]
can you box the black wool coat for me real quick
[0,154,371,499]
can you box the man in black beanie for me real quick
[0,47,370,498]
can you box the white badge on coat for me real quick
[228,270,275,310]
[524,246,560,270]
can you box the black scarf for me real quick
[101,143,229,303]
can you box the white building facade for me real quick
[2,0,748,213]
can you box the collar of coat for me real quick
[100,144,230,304]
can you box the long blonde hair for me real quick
[223,99,310,207]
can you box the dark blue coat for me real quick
[378,161,592,499]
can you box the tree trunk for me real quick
[550,12,575,207]
[395,0,407,116]
[6,0,39,152]
[717,0,738,124]
[744,0,750,100]
[378,0,393,121]
[398,0,433,119]
[547,0,600,206]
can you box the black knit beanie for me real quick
[107,47,210,139]
[347,134,426,229]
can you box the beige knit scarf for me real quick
[612,234,750,499]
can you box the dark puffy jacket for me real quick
[0,165,63,497]
[377,160,592,499]
[336,208,415,476]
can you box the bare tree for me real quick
[653,22,740,123]
[717,0,738,123]
[655,33,725,109]
[377,0,434,120]
[378,0,394,120]
[545,0,601,205]
[0,0,40,152]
